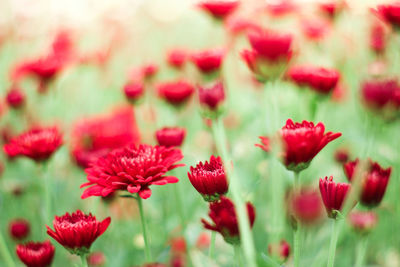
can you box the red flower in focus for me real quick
[157,80,195,106]
[188,155,228,202]
[377,2,400,28]
[198,81,225,111]
[287,65,340,94]
[6,86,25,109]
[81,144,184,199]
[255,136,270,153]
[361,79,400,113]
[191,48,224,74]
[9,219,30,240]
[156,127,186,147]
[87,251,106,266]
[348,211,378,234]
[16,240,55,267]
[4,126,63,162]
[344,159,391,207]
[167,49,187,69]
[46,210,111,255]
[71,107,140,168]
[202,196,255,244]
[198,0,240,19]
[124,81,144,104]
[288,188,323,225]
[319,176,351,219]
[280,119,341,172]
[268,240,290,263]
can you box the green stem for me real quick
[40,162,51,226]
[293,171,301,267]
[173,182,186,231]
[327,219,340,267]
[233,244,243,267]
[137,197,152,262]
[209,231,216,259]
[80,254,88,267]
[211,117,257,267]
[354,237,368,267]
[0,230,15,267]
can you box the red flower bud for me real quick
[6,87,25,109]
[16,240,55,267]
[348,211,378,234]
[87,251,106,266]
[198,81,225,111]
[124,82,144,103]
[319,176,351,219]
[167,49,187,69]
[288,188,323,225]
[157,80,194,106]
[9,219,30,240]
[191,48,224,74]
[155,127,186,147]
[334,147,350,164]
[198,0,239,20]
[268,240,290,263]
[361,79,400,114]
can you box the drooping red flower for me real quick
[201,196,255,244]
[361,79,400,113]
[280,119,341,172]
[288,188,323,225]
[16,240,55,267]
[71,107,140,168]
[123,81,144,103]
[343,159,391,207]
[157,80,195,106]
[255,136,270,153]
[156,127,186,147]
[87,251,106,266]
[191,48,224,74]
[46,210,111,255]
[81,144,184,199]
[268,240,290,263]
[348,211,378,234]
[4,126,63,162]
[198,81,225,111]
[167,49,187,69]
[198,0,240,19]
[319,176,351,219]
[188,155,228,202]
[287,65,340,94]
[9,219,30,240]
[377,2,400,28]
[6,86,25,109]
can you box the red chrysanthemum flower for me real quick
[16,240,55,267]
[167,49,187,69]
[9,219,30,240]
[157,80,195,106]
[198,81,225,111]
[268,240,290,264]
[188,155,228,202]
[377,2,400,28]
[361,79,400,113]
[124,81,144,104]
[255,136,270,153]
[4,126,63,162]
[344,159,391,207]
[198,0,240,19]
[6,86,25,109]
[46,210,111,255]
[348,211,378,234]
[280,119,341,172]
[71,107,140,168]
[201,196,255,244]
[156,127,186,147]
[288,188,323,225]
[319,176,351,219]
[81,144,184,199]
[191,48,224,74]
[287,65,340,94]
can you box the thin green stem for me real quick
[209,231,216,259]
[327,219,340,267]
[173,183,186,230]
[354,237,368,267]
[0,230,15,267]
[293,171,301,267]
[233,244,243,267]
[80,254,88,267]
[39,162,51,226]
[137,197,152,262]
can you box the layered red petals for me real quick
[16,240,55,267]
[319,176,351,219]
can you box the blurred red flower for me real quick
[255,136,270,153]
[370,19,388,54]
[124,82,145,104]
[46,210,111,255]
[288,188,323,225]
[377,2,400,28]
[191,48,224,74]
[301,18,330,41]
[198,0,240,19]
[188,155,228,202]
[81,144,184,199]
[157,80,195,106]
[334,147,350,164]
[4,126,63,162]
[198,81,225,111]
[361,79,400,113]
[16,240,55,267]
[266,0,297,17]
[201,196,255,244]
[319,176,351,219]
[156,127,186,148]
[319,1,345,19]
[167,49,187,69]
[348,211,378,234]
[9,219,30,240]
[87,251,106,266]
[268,240,290,263]
[6,86,25,109]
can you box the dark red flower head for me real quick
[156,127,186,147]
[255,136,270,153]
[319,1,344,19]
[344,159,391,207]
[6,86,25,109]
[334,147,350,164]
[9,219,30,240]
[4,126,63,162]
[16,240,55,267]
[141,64,159,80]
[280,119,341,172]
[188,155,228,202]
[198,81,225,111]
[377,2,400,28]
[191,48,224,74]
[348,211,378,234]
[87,251,106,266]
[288,188,323,225]
[198,0,240,19]
[268,240,290,263]
[124,81,144,104]
[46,210,111,255]
[319,176,351,219]
[167,49,187,69]
[157,80,195,106]
[201,196,255,244]
[287,65,340,94]
[361,79,400,113]
[81,144,184,199]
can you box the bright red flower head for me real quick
[255,136,270,153]
[348,211,378,234]
[6,86,25,109]
[201,196,255,244]
[191,48,224,74]
[4,126,63,162]
[288,188,323,225]
[87,251,106,266]
[9,219,30,240]
[280,119,341,172]
[16,240,55,267]
[377,2,400,28]
[344,159,391,207]
[124,81,144,103]
[361,79,400,113]
[287,65,340,94]
[198,81,225,111]
[188,155,228,202]
[71,107,140,168]
[157,80,195,106]
[167,49,187,69]
[319,176,351,219]
[268,240,290,263]
[319,1,344,19]
[81,144,184,199]
[46,210,111,255]
[198,0,240,19]
[156,127,186,147]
